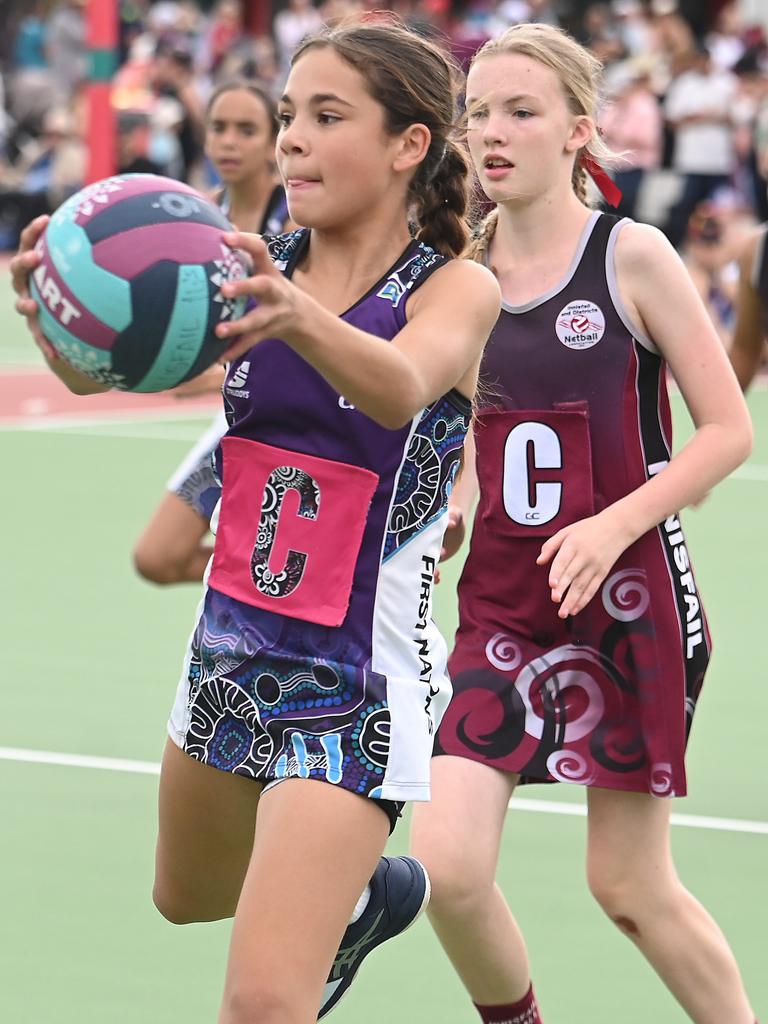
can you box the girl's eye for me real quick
[318,113,341,125]
[514,109,533,119]
[277,112,292,127]
[467,107,488,121]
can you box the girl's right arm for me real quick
[216,232,502,430]
[729,229,766,391]
[11,216,110,395]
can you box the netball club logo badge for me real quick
[555,300,605,350]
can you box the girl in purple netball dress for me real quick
[133,81,291,586]
[11,21,500,1024]
[411,23,758,1024]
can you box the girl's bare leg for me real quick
[219,778,389,1024]
[586,787,755,1024]
[411,756,533,1004]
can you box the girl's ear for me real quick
[565,115,594,155]
[392,123,432,175]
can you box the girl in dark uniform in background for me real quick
[411,22,757,1024]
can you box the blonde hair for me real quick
[465,23,614,262]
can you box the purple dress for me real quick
[169,229,471,802]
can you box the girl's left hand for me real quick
[536,510,635,619]
[215,231,304,363]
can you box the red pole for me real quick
[85,0,118,183]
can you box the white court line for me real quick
[1,745,766,836]
[505,796,768,835]
[0,746,160,776]
[0,407,218,433]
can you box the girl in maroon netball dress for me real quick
[411,23,758,1024]
[11,21,500,1024]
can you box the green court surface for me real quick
[1,279,766,1023]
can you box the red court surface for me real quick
[0,368,219,425]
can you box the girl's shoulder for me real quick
[613,218,672,271]
[406,253,500,317]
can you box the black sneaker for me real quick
[318,855,431,1019]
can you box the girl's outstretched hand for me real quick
[215,231,305,364]
[536,509,635,618]
[10,215,57,360]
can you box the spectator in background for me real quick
[733,46,768,222]
[14,3,48,72]
[272,0,324,73]
[601,61,662,220]
[649,0,695,88]
[578,3,625,63]
[150,41,206,182]
[6,1,56,138]
[204,0,244,74]
[613,0,653,58]
[0,106,84,249]
[664,44,738,247]
[47,0,88,101]
[117,109,164,176]
[706,0,747,74]
[682,202,742,345]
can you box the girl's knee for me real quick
[414,842,494,914]
[152,880,235,925]
[220,983,304,1024]
[587,864,678,939]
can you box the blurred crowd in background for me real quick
[1,0,768,342]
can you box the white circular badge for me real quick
[555,300,605,350]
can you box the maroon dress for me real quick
[435,212,711,796]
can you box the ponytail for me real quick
[412,139,471,258]
[463,208,499,263]
[572,159,590,206]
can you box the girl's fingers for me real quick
[537,529,567,565]
[223,231,272,274]
[559,574,598,618]
[14,296,38,317]
[549,548,578,593]
[18,214,49,250]
[220,273,279,305]
[10,250,42,297]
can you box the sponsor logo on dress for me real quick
[555,299,605,350]
[226,360,250,397]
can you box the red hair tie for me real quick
[582,153,623,208]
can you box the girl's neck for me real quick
[295,210,415,315]
[491,189,593,270]
[225,167,278,232]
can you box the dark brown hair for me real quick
[292,20,471,258]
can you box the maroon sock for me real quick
[474,985,542,1024]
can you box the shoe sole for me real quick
[317,861,432,1021]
